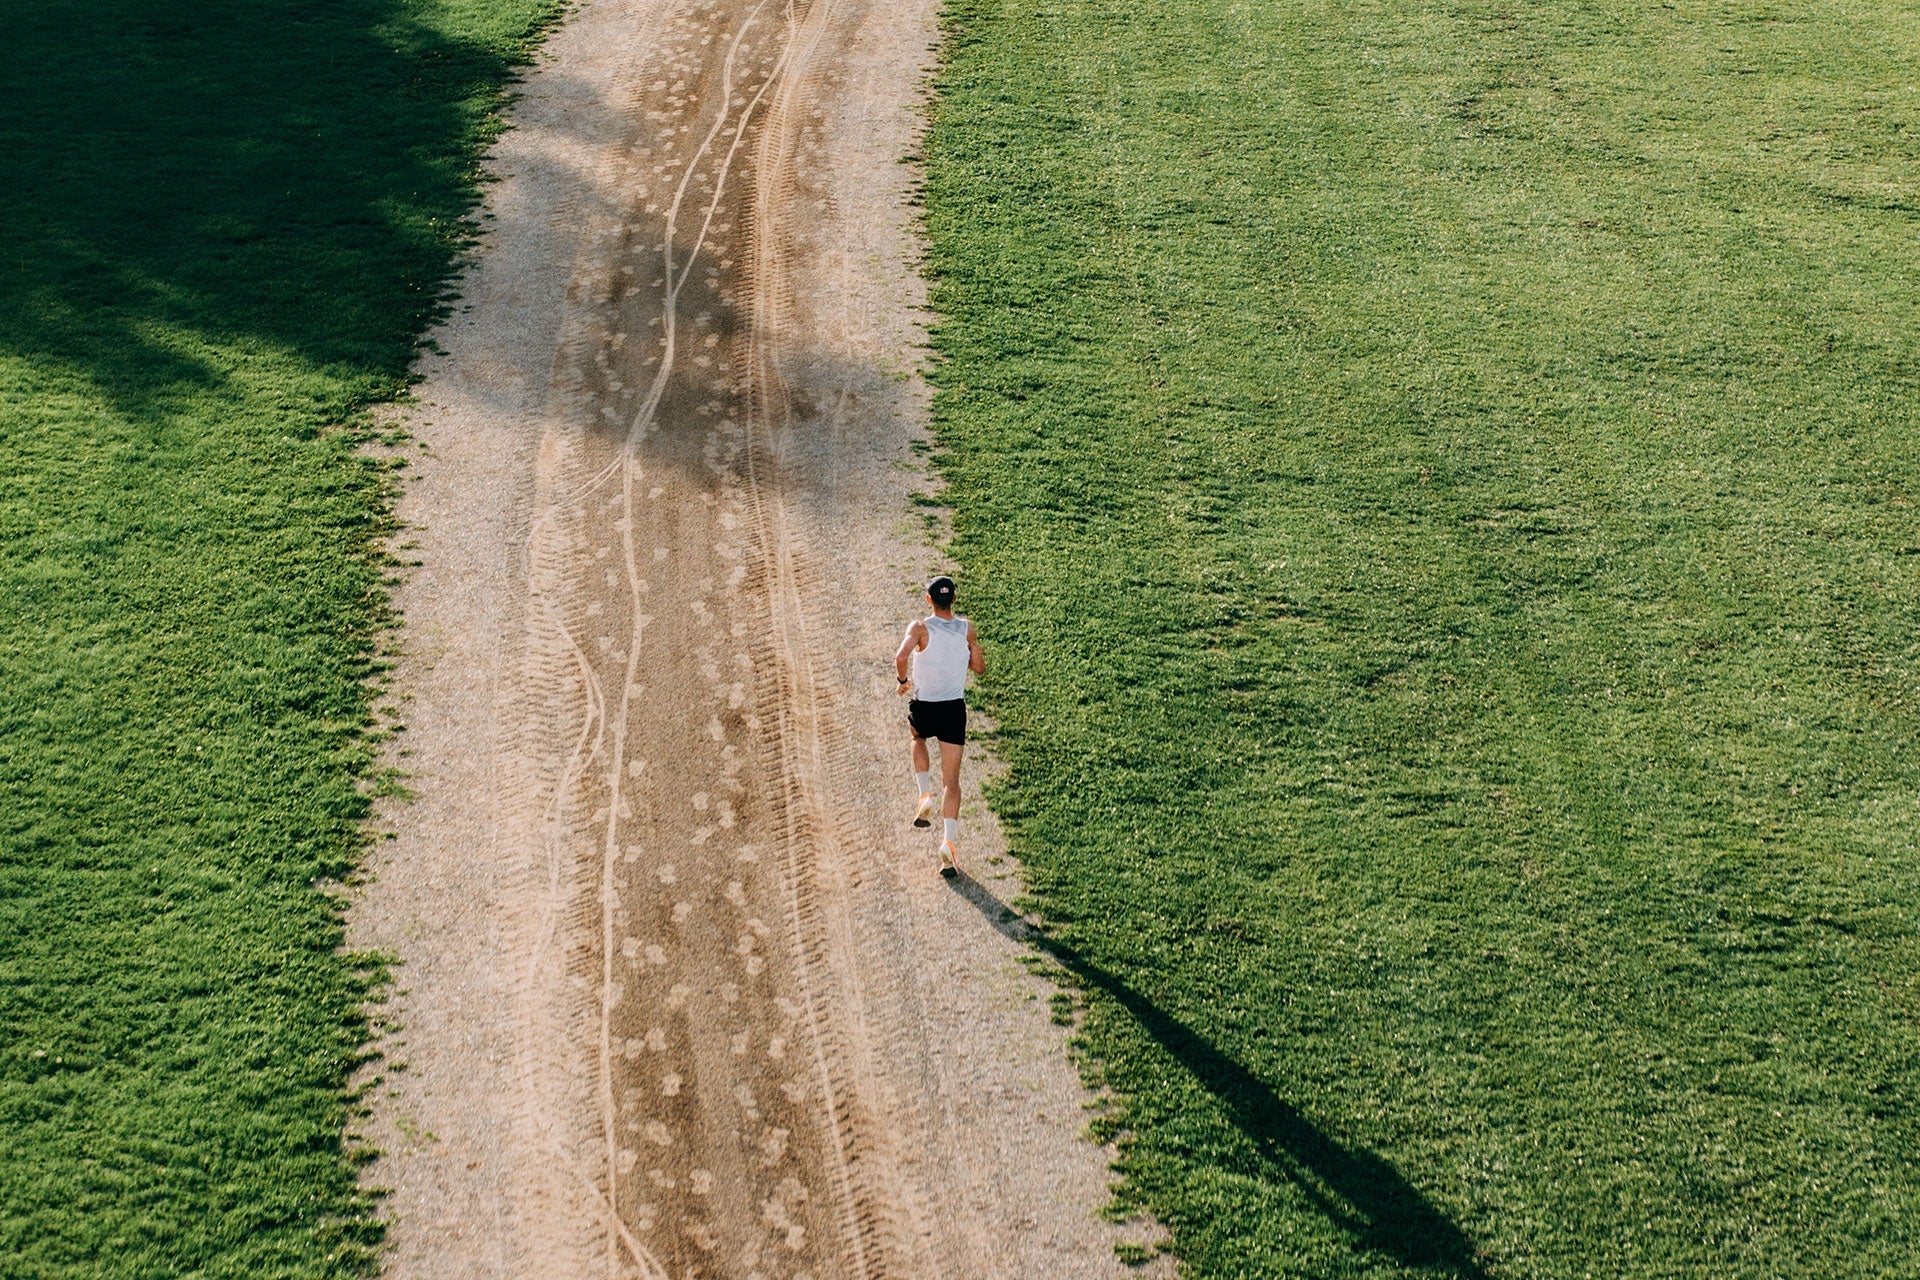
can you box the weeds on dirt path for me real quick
[0,0,559,1274]
[924,0,1920,1275]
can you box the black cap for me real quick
[926,575,956,607]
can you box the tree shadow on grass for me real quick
[0,0,544,413]
[0,2,558,1274]
[947,869,1491,1279]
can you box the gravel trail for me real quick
[350,1,1168,1275]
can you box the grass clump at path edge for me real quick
[923,1,1920,1276]
[0,0,558,1273]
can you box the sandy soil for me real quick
[349,1,1169,1275]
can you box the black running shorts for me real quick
[907,697,967,746]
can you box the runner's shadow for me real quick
[947,870,1490,1280]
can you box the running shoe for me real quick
[938,838,958,879]
[913,792,938,829]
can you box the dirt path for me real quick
[351,1,1166,1275]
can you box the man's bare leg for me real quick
[939,740,963,820]
[937,739,964,877]
[910,732,938,827]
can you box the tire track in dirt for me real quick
[734,8,954,1275]
[532,5,895,1273]
[354,0,1171,1276]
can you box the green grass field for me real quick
[923,0,1920,1275]
[0,1,555,1273]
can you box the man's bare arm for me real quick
[967,620,986,675]
[895,621,927,689]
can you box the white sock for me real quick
[943,818,959,842]
[916,772,933,796]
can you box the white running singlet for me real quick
[910,614,970,702]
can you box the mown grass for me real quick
[923,1,1920,1275]
[0,1,557,1273]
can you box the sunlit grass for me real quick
[0,1,558,1273]
[924,1,1920,1274]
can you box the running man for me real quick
[895,575,985,877]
